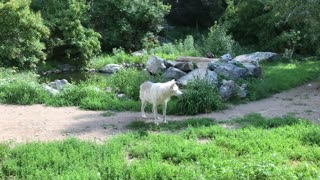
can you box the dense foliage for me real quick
[31,0,101,67]
[223,0,320,55]
[90,0,170,51]
[0,0,49,69]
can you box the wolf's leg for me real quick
[152,104,159,124]
[163,101,167,123]
[141,100,147,118]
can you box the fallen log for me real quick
[176,56,219,62]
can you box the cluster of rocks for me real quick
[145,52,278,100]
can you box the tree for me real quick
[31,0,101,67]
[0,0,49,69]
[90,0,170,51]
[222,0,320,55]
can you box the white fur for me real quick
[139,79,182,123]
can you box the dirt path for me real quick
[1,81,319,143]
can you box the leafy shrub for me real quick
[223,0,320,55]
[31,0,101,67]
[0,81,47,105]
[0,0,49,69]
[149,35,200,58]
[90,0,170,51]
[175,78,224,115]
[201,23,239,56]
[107,69,150,100]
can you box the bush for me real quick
[201,23,239,56]
[175,78,224,115]
[31,0,101,67]
[149,35,200,58]
[107,69,150,100]
[223,0,320,55]
[0,81,47,105]
[0,0,49,69]
[90,0,170,51]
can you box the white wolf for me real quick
[139,79,183,123]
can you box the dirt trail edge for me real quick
[1,81,319,143]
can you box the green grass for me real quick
[244,60,320,101]
[0,115,319,179]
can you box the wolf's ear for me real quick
[171,79,176,84]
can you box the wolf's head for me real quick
[169,79,183,96]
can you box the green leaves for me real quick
[31,0,101,67]
[90,0,170,51]
[0,0,49,69]
[223,0,320,55]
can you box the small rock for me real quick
[220,53,233,62]
[100,64,123,74]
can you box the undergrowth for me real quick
[0,60,319,114]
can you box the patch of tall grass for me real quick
[244,60,320,101]
[0,116,319,179]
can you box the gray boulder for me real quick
[164,60,177,68]
[220,53,233,62]
[219,80,247,100]
[174,62,194,73]
[164,67,187,80]
[242,62,262,77]
[177,69,218,86]
[209,61,248,80]
[233,52,278,63]
[100,64,123,74]
[146,56,166,74]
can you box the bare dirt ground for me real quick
[0,81,319,143]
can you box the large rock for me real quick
[219,80,247,100]
[242,62,262,77]
[146,56,166,74]
[164,60,177,68]
[209,61,248,80]
[164,67,187,80]
[100,64,123,74]
[174,62,194,73]
[177,69,218,86]
[234,52,278,63]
